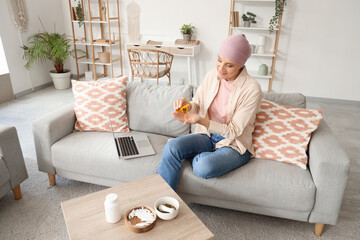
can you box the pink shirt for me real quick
[190,68,262,155]
[208,78,233,124]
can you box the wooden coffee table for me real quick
[61,174,214,240]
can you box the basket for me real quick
[98,52,110,63]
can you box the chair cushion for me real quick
[72,77,129,132]
[126,82,192,137]
[178,157,316,212]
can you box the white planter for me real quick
[49,70,71,90]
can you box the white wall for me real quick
[279,0,360,101]
[1,0,359,101]
[22,0,68,89]
[61,0,360,102]
[0,0,67,94]
[0,1,32,94]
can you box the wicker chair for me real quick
[127,48,174,86]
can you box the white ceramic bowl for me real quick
[154,197,180,220]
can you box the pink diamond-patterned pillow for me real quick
[252,100,323,169]
[72,77,130,132]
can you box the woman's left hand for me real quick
[172,112,200,125]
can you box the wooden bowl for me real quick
[124,206,157,233]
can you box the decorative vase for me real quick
[256,35,266,54]
[183,34,192,41]
[243,21,250,27]
[49,70,71,90]
[258,64,268,76]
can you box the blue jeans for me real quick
[157,133,250,190]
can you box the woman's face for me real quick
[216,55,241,81]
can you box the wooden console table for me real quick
[126,41,201,86]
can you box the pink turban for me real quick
[218,34,251,67]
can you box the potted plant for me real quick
[22,31,75,90]
[269,0,287,33]
[242,12,257,27]
[180,24,195,41]
[73,0,85,27]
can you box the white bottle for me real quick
[104,193,122,223]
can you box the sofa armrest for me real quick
[33,103,75,174]
[0,125,28,188]
[308,120,350,225]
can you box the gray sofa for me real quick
[0,125,28,200]
[33,82,350,236]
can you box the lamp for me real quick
[256,35,266,54]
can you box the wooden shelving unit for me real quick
[228,0,284,92]
[68,0,123,81]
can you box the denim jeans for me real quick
[157,133,250,190]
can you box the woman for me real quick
[157,34,262,191]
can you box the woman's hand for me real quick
[172,112,199,124]
[174,97,191,111]
[172,112,210,128]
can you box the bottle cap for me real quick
[106,193,118,203]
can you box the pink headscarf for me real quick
[218,34,251,67]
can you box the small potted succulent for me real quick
[180,24,195,41]
[242,12,257,27]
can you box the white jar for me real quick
[104,193,122,223]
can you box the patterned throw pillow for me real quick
[72,77,130,132]
[252,100,323,169]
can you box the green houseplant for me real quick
[180,24,195,41]
[242,12,257,27]
[22,31,75,89]
[72,0,85,27]
[75,1,85,27]
[269,0,287,33]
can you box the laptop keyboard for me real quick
[118,136,139,157]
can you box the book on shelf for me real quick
[232,11,239,27]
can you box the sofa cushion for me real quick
[126,82,192,137]
[51,131,169,183]
[253,100,323,169]
[178,157,316,212]
[263,92,306,108]
[72,77,130,132]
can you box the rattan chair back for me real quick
[127,48,174,86]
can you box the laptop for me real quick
[108,115,155,160]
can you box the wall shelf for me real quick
[251,52,275,57]
[232,26,278,31]
[68,0,123,81]
[75,41,119,47]
[228,0,284,92]
[248,71,272,79]
[236,0,275,3]
[72,19,118,24]
[78,57,121,66]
